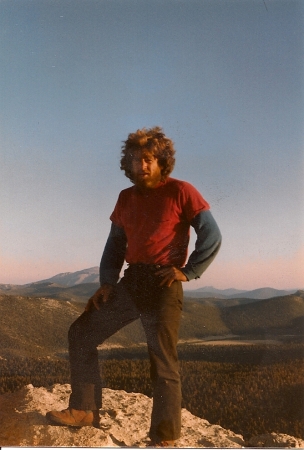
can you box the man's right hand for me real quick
[85,284,114,312]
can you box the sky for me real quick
[1,0,303,290]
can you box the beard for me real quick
[133,172,162,189]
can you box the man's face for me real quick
[131,150,162,189]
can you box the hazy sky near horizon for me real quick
[1,0,303,290]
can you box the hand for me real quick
[85,284,114,312]
[155,266,188,287]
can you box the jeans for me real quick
[68,265,183,441]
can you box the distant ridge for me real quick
[184,286,297,300]
[30,267,100,287]
[0,267,300,301]
[229,287,298,299]
[193,286,246,296]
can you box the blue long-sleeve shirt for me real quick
[99,210,221,285]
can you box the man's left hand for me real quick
[155,266,188,287]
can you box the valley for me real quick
[0,272,303,441]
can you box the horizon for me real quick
[2,265,301,292]
[1,0,303,290]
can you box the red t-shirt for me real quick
[110,177,210,267]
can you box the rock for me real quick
[246,432,304,448]
[0,384,303,448]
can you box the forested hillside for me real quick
[0,292,303,357]
[0,347,303,440]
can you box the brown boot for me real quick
[46,408,99,427]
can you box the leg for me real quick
[140,280,183,442]
[68,280,139,411]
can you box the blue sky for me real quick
[1,0,303,289]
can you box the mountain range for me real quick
[0,266,299,301]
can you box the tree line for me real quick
[0,344,303,440]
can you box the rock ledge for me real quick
[0,384,303,448]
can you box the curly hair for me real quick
[120,126,176,182]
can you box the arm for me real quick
[181,210,222,281]
[156,210,221,287]
[85,223,127,311]
[99,222,127,286]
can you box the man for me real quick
[46,127,222,447]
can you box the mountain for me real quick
[185,286,297,299]
[0,267,299,301]
[31,267,100,287]
[1,291,303,358]
[191,286,247,296]
[226,287,298,299]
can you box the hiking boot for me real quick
[46,408,99,427]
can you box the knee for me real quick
[150,359,180,384]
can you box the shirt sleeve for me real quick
[109,192,125,228]
[99,223,127,285]
[180,181,210,223]
[181,210,222,281]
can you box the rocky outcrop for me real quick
[247,433,304,448]
[0,384,303,448]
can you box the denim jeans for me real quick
[68,265,183,441]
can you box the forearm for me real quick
[99,223,127,285]
[181,210,222,281]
